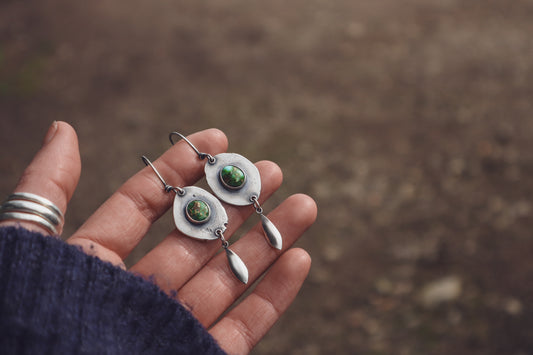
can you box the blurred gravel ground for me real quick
[2,0,533,354]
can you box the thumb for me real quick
[0,121,81,235]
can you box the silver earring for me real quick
[141,156,249,284]
[169,132,282,250]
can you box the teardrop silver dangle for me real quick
[141,155,249,284]
[169,132,283,250]
[255,198,283,250]
[217,230,248,284]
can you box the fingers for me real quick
[129,160,283,291]
[67,129,227,266]
[210,248,312,354]
[177,194,317,326]
[0,121,81,236]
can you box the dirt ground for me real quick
[2,0,533,354]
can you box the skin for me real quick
[0,121,317,354]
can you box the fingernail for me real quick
[43,121,58,145]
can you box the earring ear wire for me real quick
[169,132,215,163]
[142,156,184,195]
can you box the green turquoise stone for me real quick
[186,200,210,224]
[220,165,246,189]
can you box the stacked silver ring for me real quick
[0,192,64,235]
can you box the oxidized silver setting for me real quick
[205,153,261,206]
[173,186,227,241]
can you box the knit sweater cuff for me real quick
[0,226,226,355]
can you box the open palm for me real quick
[1,122,317,354]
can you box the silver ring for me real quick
[0,212,58,235]
[0,192,64,235]
[7,192,64,220]
[0,200,62,225]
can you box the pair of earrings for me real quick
[142,132,282,284]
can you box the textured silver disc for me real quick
[173,186,228,240]
[205,153,261,206]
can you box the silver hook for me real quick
[141,155,184,195]
[169,131,216,164]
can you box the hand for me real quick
[0,121,317,354]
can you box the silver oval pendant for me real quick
[205,153,261,206]
[173,186,228,240]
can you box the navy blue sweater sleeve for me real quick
[0,227,226,355]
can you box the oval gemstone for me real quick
[186,200,210,224]
[220,165,246,189]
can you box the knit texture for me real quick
[0,227,226,355]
